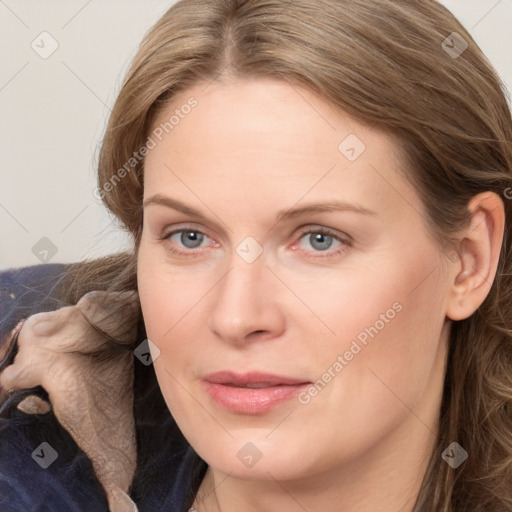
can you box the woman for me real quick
[1,0,511,510]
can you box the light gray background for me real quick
[1,1,511,270]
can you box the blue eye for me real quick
[307,233,335,251]
[168,230,208,249]
[162,227,348,258]
[298,230,344,253]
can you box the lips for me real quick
[203,371,311,414]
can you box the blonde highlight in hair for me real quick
[73,1,512,509]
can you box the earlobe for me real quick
[446,192,505,322]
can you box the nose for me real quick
[208,258,286,346]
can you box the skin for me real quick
[0,78,503,512]
[137,78,505,511]
[0,291,140,512]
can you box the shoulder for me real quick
[0,408,108,511]
[0,262,208,509]
[0,404,207,511]
[0,263,109,510]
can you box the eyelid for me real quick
[160,223,351,257]
[294,225,352,244]
[289,225,352,256]
[160,224,217,255]
[161,223,212,241]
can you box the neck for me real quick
[193,412,439,512]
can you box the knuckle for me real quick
[77,291,108,319]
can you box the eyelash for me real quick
[160,226,351,258]
[291,227,351,257]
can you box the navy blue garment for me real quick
[0,263,207,511]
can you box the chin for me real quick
[194,433,318,480]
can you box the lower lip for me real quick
[204,382,310,414]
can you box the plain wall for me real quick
[1,0,511,270]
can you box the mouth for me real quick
[202,371,311,414]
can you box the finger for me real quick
[0,319,25,349]
[17,395,51,415]
[105,484,138,512]
[77,291,140,344]
[0,371,17,395]
[0,355,43,391]
[24,306,101,353]
[0,319,25,369]
[77,291,138,318]
[29,309,74,339]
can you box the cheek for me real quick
[137,257,200,428]
[294,254,448,436]
[136,243,220,394]
[137,239,214,338]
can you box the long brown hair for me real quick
[59,1,512,509]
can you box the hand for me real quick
[0,290,141,512]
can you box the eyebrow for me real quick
[143,194,378,223]
[275,201,377,223]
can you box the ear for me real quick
[446,192,505,321]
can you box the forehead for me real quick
[148,78,374,161]
[143,78,422,223]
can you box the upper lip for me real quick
[203,371,310,387]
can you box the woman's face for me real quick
[137,78,452,483]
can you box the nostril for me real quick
[247,330,269,340]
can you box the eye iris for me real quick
[309,233,333,251]
[181,231,204,249]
